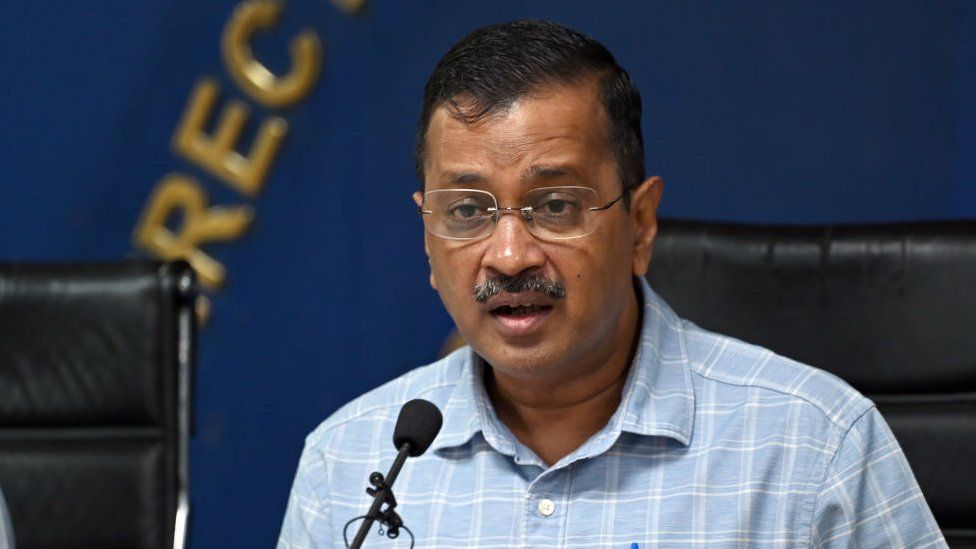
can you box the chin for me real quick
[471,339,565,379]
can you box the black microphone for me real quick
[393,399,443,457]
[347,399,443,548]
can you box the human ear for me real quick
[630,176,664,277]
[428,260,438,290]
[414,191,439,290]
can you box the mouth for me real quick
[490,304,551,316]
[486,300,554,337]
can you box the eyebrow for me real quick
[527,165,583,181]
[442,171,488,186]
[439,165,583,187]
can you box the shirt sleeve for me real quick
[0,485,14,549]
[810,407,947,548]
[277,436,334,549]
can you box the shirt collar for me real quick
[612,277,696,445]
[431,277,696,454]
[428,348,500,453]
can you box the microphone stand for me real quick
[349,442,411,549]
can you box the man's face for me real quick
[415,80,662,380]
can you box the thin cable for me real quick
[343,516,415,548]
[344,516,367,548]
[400,525,415,548]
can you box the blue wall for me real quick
[0,1,973,546]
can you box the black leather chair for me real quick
[648,219,976,547]
[0,261,195,549]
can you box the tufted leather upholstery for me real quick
[647,219,976,547]
[0,261,195,549]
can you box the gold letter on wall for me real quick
[173,77,287,197]
[133,173,254,289]
[222,0,322,108]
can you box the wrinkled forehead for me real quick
[423,82,614,191]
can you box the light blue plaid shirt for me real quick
[279,279,945,548]
[0,486,12,549]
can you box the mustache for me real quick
[472,273,566,304]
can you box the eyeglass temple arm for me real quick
[589,181,641,211]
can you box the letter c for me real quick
[222,0,322,108]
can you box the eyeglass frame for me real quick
[417,180,643,241]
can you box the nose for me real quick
[481,210,546,277]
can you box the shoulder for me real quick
[681,319,874,432]
[303,347,470,452]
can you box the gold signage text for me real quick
[222,0,322,108]
[134,174,253,290]
[133,0,323,316]
[173,77,288,197]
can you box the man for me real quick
[279,20,944,547]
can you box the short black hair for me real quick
[415,19,645,198]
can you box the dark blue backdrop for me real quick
[0,1,973,546]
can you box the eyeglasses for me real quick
[418,184,635,241]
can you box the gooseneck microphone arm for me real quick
[348,442,412,549]
[345,398,443,548]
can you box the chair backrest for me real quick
[0,261,194,549]
[647,219,976,546]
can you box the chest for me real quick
[330,433,827,548]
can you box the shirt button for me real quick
[537,498,556,517]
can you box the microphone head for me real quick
[393,399,443,457]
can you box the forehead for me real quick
[424,81,614,189]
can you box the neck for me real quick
[485,285,642,466]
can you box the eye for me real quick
[445,196,491,220]
[533,194,580,216]
[449,204,480,218]
[538,198,569,214]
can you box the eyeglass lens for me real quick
[421,186,601,241]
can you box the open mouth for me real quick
[481,289,559,337]
[487,302,554,336]
[490,304,552,317]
